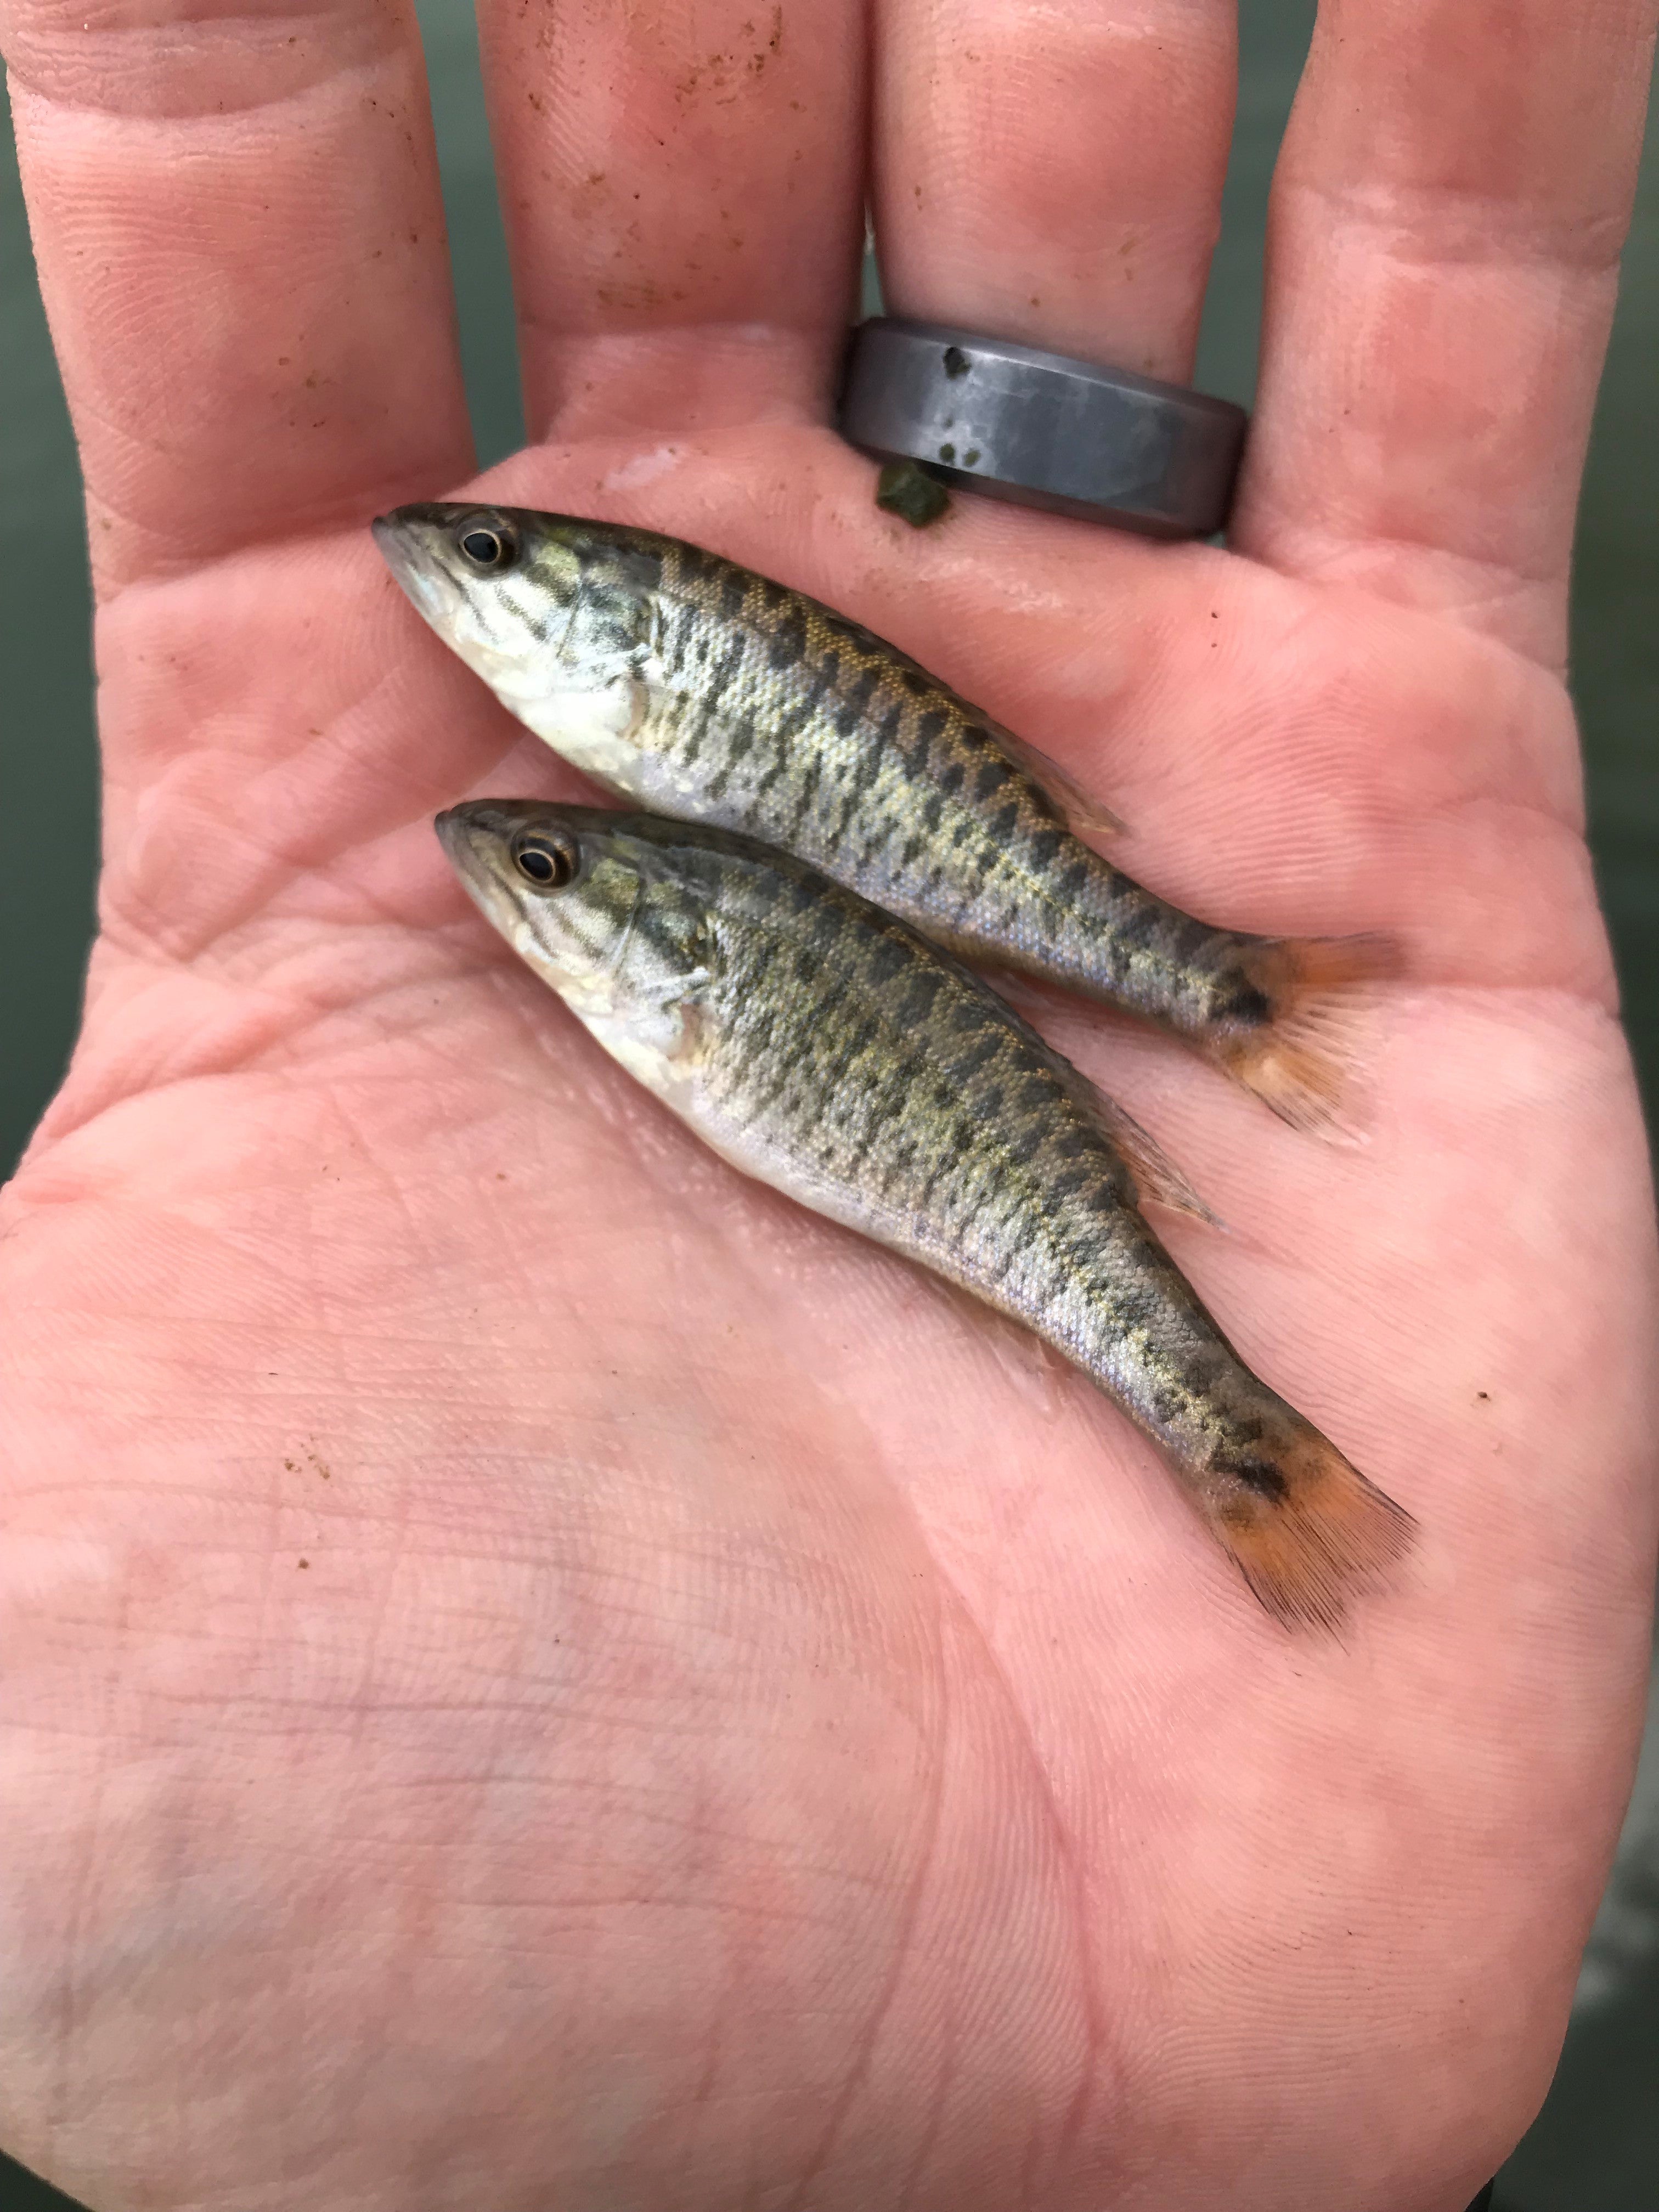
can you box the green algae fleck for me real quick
[875,459,951,528]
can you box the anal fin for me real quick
[985,720,1127,838]
[978,968,1223,1227]
[1083,1091,1224,1228]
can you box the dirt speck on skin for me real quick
[596,278,687,309]
[677,5,785,103]
[284,1440,333,1481]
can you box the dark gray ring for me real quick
[838,317,1249,541]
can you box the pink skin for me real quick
[1,1,1656,2207]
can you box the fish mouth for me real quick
[432,803,475,869]
[373,505,468,626]
[435,803,530,940]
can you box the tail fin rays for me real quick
[1214,1426,1416,1634]
[1215,934,1401,1139]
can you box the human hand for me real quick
[1,2,1655,2207]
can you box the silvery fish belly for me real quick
[376,505,1396,1137]
[436,799,1414,1632]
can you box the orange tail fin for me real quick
[1215,934,1401,1139]
[1212,1426,1415,1633]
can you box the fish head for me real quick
[374,504,662,746]
[435,800,714,1030]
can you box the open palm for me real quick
[3,2,1657,2207]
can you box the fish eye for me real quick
[512,832,578,888]
[455,516,517,571]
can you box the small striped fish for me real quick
[377,505,1394,1135]
[437,798,1415,1630]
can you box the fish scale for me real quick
[651,546,1094,940]
[436,799,1414,1632]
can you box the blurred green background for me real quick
[1,3,1654,2208]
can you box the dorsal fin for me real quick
[810,597,1126,839]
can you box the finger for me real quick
[1233,0,1659,666]
[870,0,1238,382]
[472,0,866,441]
[1,0,472,593]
